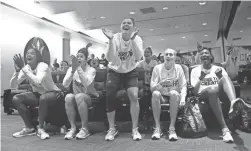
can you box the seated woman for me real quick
[89,54,100,69]
[137,47,158,120]
[63,47,98,140]
[59,61,69,72]
[10,41,65,140]
[194,42,231,68]
[190,47,251,143]
[151,48,187,141]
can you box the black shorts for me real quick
[105,68,139,112]
[106,68,139,89]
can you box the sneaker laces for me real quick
[153,127,161,134]
[222,128,231,136]
[20,128,30,133]
[169,128,176,135]
[132,127,140,135]
[38,128,46,134]
[67,128,76,133]
[79,127,88,133]
[107,128,116,134]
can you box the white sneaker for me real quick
[151,127,163,140]
[13,128,36,138]
[37,128,50,140]
[132,127,142,141]
[169,128,178,141]
[76,128,90,140]
[222,128,234,143]
[105,128,118,141]
[64,128,76,140]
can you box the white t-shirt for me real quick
[151,64,187,98]
[107,33,144,73]
[137,59,158,84]
[10,62,60,94]
[63,65,97,95]
[190,65,228,94]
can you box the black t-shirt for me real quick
[99,59,108,67]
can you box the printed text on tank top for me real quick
[161,65,178,92]
[118,34,133,61]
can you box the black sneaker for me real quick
[229,98,245,121]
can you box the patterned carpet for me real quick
[1,84,251,151]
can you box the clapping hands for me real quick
[70,55,79,73]
[215,68,223,79]
[102,28,114,40]
[130,27,139,40]
[13,54,24,72]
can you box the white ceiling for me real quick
[20,1,251,54]
[228,1,251,46]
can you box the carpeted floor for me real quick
[1,84,251,151]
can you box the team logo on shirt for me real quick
[201,77,218,86]
[118,49,133,61]
[162,79,179,88]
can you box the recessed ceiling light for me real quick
[163,7,168,10]
[130,11,135,15]
[150,29,154,31]
[182,36,186,39]
[240,30,243,32]
[247,17,251,20]
[174,25,179,28]
[100,16,105,19]
[161,39,164,40]
[199,2,207,5]
[34,1,40,4]
[202,22,207,26]
[204,34,208,37]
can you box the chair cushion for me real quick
[94,82,105,91]
[116,89,129,102]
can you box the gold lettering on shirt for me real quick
[118,49,133,61]
[201,77,218,86]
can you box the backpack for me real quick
[178,96,207,138]
[239,98,251,132]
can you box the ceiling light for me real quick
[204,35,208,37]
[202,22,207,26]
[182,36,186,39]
[161,39,164,40]
[163,7,168,10]
[130,12,135,15]
[247,17,251,20]
[199,2,207,5]
[150,29,154,31]
[240,30,243,32]
[174,25,179,28]
[34,1,40,4]
[149,46,152,47]
[100,16,105,19]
